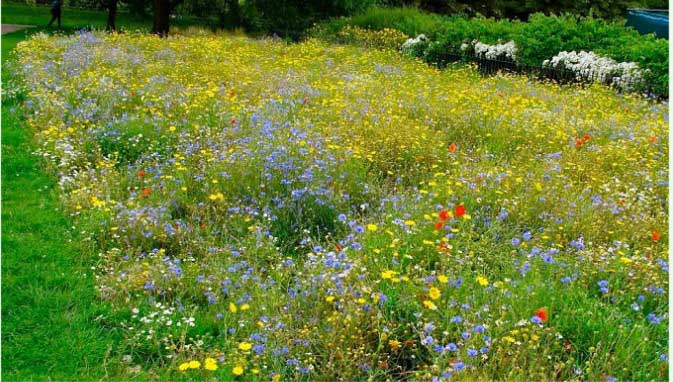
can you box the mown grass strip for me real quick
[2,31,121,382]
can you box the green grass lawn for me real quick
[1,2,203,35]
[1,11,124,381]
[0,5,214,380]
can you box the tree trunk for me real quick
[153,0,170,36]
[106,0,117,31]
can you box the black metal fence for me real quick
[428,50,653,96]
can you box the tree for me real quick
[153,0,183,36]
[106,0,117,31]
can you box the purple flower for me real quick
[252,344,266,355]
[647,313,662,324]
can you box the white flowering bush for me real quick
[543,51,646,91]
[462,40,517,61]
[400,34,429,56]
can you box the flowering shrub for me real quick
[463,39,518,61]
[400,33,429,56]
[13,30,668,381]
[543,50,646,90]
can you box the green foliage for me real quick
[347,6,447,38]
[374,0,668,20]
[315,6,669,96]
[237,0,376,38]
[309,24,410,50]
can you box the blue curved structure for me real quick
[626,9,668,39]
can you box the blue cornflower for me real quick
[647,313,662,324]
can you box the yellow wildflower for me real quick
[178,362,190,371]
[204,358,218,371]
[389,339,402,351]
[428,287,441,300]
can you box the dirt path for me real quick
[2,24,35,35]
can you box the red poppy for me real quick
[230,118,237,125]
[434,221,443,230]
[448,143,457,153]
[200,223,207,230]
[141,188,151,197]
[455,205,466,218]
[652,231,661,242]
[439,210,450,221]
[583,134,590,142]
[137,170,145,178]
[649,136,657,143]
[534,307,548,323]
[575,138,584,148]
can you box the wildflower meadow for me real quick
[5,29,669,381]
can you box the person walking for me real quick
[47,0,62,28]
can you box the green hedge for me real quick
[315,7,668,96]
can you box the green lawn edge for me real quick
[2,31,122,381]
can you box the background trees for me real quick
[24,0,669,37]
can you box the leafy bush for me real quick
[374,0,669,20]
[313,7,669,96]
[241,0,377,38]
[346,6,447,38]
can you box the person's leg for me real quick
[48,13,56,27]
[57,11,61,28]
